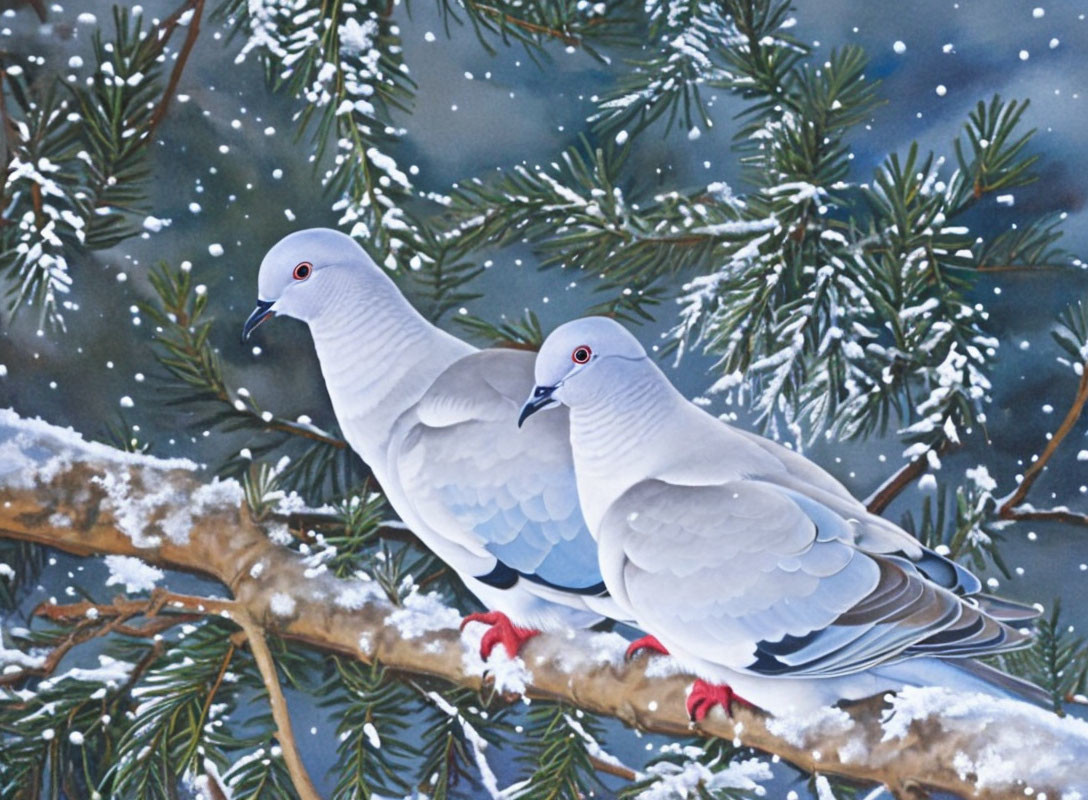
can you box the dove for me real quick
[243,229,620,658]
[520,316,1044,717]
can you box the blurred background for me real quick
[3,0,1088,796]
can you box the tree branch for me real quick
[865,456,929,514]
[865,441,953,515]
[146,0,205,139]
[236,608,321,800]
[998,362,1088,522]
[1,414,1086,800]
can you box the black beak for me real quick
[242,299,275,342]
[518,385,557,427]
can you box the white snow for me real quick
[269,592,297,617]
[881,687,1088,792]
[0,629,46,670]
[386,590,461,639]
[767,704,854,747]
[460,625,532,695]
[564,713,640,778]
[0,409,196,490]
[966,464,997,493]
[39,655,133,690]
[814,775,837,799]
[637,753,770,799]
[104,555,163,593]
[142,215,171,233]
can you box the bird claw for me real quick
[625,634,670,661]
[460,611,539,659]
[686,679,752,722]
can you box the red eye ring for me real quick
[292,261,312,281]
[571,345,592,364]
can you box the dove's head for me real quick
[242,228,385,340]
[519,316,647,426]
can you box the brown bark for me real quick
[0,428,1084,800]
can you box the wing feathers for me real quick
[604,477,1031,680]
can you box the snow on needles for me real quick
[104,555,163,594]
[636,751,770,799]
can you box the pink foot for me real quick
[460,611,539,659]
[686,679,753,722]
[625,634,670,660]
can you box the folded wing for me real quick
[395,349,604,594]
[600,478,1029,678]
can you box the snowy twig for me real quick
[1,414,1087,800]
[0,591,201,686]
[865,441,953,515]
[146,0,205,138]
[998,361,1088,524]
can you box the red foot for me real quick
[686,679,753,722]
[625,634,670,660]
[460,611,539,659]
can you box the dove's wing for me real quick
[393,349,604,594]
[598,478,1028,678]
[729,429,1009,605]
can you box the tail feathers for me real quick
[878,657,1051,707]
[949,658,1052,707]
[974,593,1042,622]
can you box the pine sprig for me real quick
[67,6,164,249]
[222,0,417,256]
[321,659,418,799]
[997,602,1088,714]
[454,308,545,349]
[416,686,509,800]
[590,0,745,138]
[0,636,153,798]
[107,620,239,798]
[0,539,45,611]
[515,704,605,800]
[1,7,175,328]
[220,743,299,800]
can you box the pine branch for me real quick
[515,704,608,799]
[995,601,1088,714]
[223,0,417,255]
[320,658,417,799]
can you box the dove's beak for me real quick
[242,299,276,342]
[518,385,557,427]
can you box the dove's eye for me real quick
[293,262,312,280]
[571,346,592,364]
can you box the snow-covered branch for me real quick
[1,410,1086,800]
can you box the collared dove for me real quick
[520,316,1043,717]
[244,229,617,657]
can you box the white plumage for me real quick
[246,230,618,645]
[523,316,1043,716]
